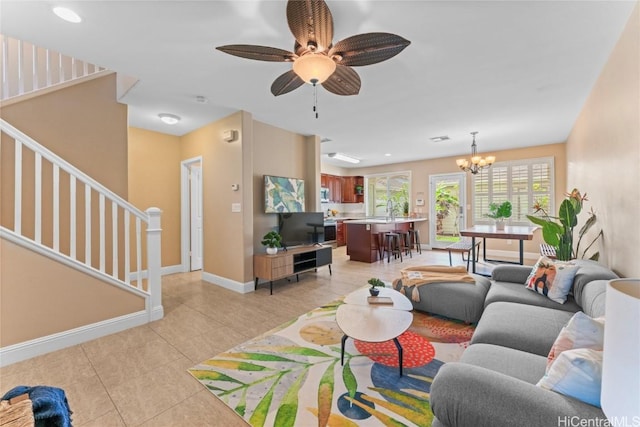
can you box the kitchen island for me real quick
[345,218,427,263]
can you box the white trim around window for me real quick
[472,156,555,226]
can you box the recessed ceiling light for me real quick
[430,135,450,142]
[53,6,82,23]
[384,153,391,157]
[320,137,332,143]
[195,95,208,104]
[158,113,181,125]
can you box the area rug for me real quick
[188,298,474,427]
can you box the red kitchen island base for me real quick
[345,221,413,263]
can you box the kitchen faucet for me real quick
[386,199,395,222]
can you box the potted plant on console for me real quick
[486,201,512,230]
[367,278,385,296]
[261,231,282,255]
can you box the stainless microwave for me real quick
[320,187,330,203]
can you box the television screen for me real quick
[278,212,325,248]
[264,175,305,213]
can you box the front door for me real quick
[429,173,466,249]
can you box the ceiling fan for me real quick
[216,0,411,97]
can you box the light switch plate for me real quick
[231,203,241,212]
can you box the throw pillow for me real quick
[537,348,603,407]
[546,312,605,372]
[525,256,579,303]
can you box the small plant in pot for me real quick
[261,231,282,255]
[367,278,385,296]
[486,201,512,230]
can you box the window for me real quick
[472,157,554,226]
[365,172,411,217]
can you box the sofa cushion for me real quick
[525,256,579,304]
[460,343,547,384]
[571,260,618,305]
[579,280,608,318]
[546,311,604,371]
[430,362,607,427]
[471,302,575,356]
[394,274,490,323]
[538,348,603,407]
[485,281,581,312]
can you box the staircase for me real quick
[0,36,162,367]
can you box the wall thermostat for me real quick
[415,198,425,206]
[231,184,239,191]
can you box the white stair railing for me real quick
[1,34,107,101]
[0,118,162,321]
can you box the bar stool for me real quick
[408,229,422,254]
[381,232,403,263]
[394,230,412,259]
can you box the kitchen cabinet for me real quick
[336,220,346,246]
[320,174,363,203]
[340,176,364,203]
[328,174,342,203]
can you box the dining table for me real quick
[459,225,538,275]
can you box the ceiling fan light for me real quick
[293,54,336,84]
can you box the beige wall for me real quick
[0,238,145,346]
[128,127,181,267]
[348,143,567,256]
[180,111,252,283]
[0,73,129,196]
[566,2,640,278]
[252,120,321,255]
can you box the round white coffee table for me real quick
[336,287,413,376]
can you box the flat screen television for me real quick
[278,212,325,248]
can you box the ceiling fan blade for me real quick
[321,65,360,96]
[271,69,305,96]
[329,33,411,67]
[286,0,334,53]
[216,45,296,62]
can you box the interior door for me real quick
[429,173,466,249]
[189,164,203,271]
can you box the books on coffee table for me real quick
[367,296,393,305]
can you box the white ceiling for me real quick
[1,1,635,168]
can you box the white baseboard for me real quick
[202,272,254,293]
[0,310,150,367]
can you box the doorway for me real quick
[181,157,203,272]
[429,173,466,249]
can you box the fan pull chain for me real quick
[311,78,319,119]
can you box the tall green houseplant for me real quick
[526,189,601,261]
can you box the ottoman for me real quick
[393,274,491,323]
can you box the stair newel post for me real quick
[146,207,164,321]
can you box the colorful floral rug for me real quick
[188,298,474,427]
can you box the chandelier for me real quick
[456,132,495,174]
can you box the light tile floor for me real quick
[0,246,481,426]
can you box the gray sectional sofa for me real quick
[429,259,619,427]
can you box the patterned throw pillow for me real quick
[525,256,579,303]
[537,348,603,407]
[546,312,605,372]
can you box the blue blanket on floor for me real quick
[2,386,72,427]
